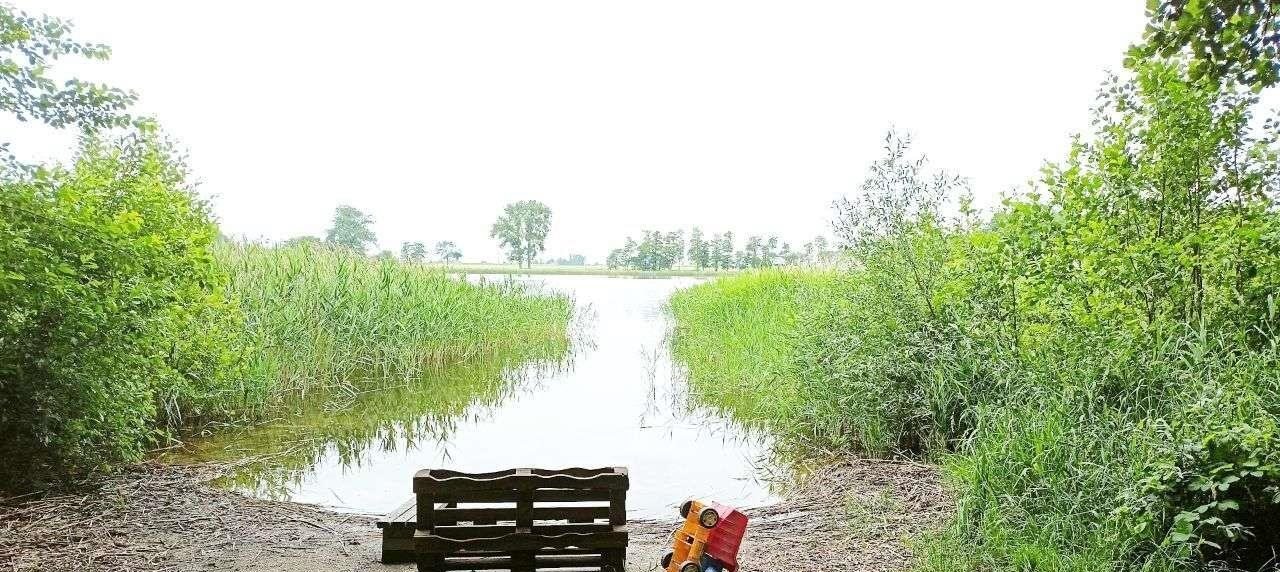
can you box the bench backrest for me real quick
[412,467,629,532]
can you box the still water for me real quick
[180,275,778,519]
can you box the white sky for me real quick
[5,1,1149,263]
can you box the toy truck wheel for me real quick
[698,507,720,528]
[679,500,693,518]
[660,552,673,568]
[679,561,700,572]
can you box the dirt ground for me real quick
[0,459,949,572]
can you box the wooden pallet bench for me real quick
[378,467,629,571]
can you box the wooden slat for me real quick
[426,488,614,503]
[377,497,418,529]
[436,553,607,570]
[434,505,610,523]
[428,523,623,540]
[384,501,611,528]
[414,472,628,494]
[416,530,629,552]
[421,467,624,480]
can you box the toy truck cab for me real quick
[661,499,748,572]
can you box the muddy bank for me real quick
[0,459,949,571]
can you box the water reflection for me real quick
[172,348,572,499]
[177,275,780,518]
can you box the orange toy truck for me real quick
[660,499,748,572]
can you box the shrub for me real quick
[1124,383,1280,569]
[669,60,1280,571]
[0,134,234,488]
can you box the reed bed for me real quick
[666,269,825,427]
[179,243,573,421]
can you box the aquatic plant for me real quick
[171,242,574,424]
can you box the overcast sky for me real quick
[6,1,1149,262]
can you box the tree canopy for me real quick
[400,241,427,262]
[324,205,376,252]
[434,240,462,263]
[490,200,552,268]
[0,5,136,133]
[1136,0,1280,88]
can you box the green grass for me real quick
[167,243,574,425]
[437,262,735,277]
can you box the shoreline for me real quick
[0,458,948,571]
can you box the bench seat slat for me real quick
[416,530,629,552]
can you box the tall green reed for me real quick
[165,242,573,424]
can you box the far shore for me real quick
[433,263,738,278]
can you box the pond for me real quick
[175,275,779,519]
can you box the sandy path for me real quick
[0,459,948,572]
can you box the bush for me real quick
[669,61,1280,571]
[0,134,235,488]
[1124,381,1280,569]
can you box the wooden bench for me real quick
[389,467,628,571]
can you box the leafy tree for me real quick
[490,200,552,268]
[1136,0,1280,88]
[710,232,735,270]
[779,241,801,266]
[707,233,723,270]
[400,241,427,262]
[553,254,586,266]
[688,227,710,269]
[324,205,376,253]
[607,237,638,269]
[763,235,780,266]
[0,4,136,140]
[606,230,685,270]
[738,235,769,269]
[434,240,462,263]
[803,235,833,265]
[664,230,685,268]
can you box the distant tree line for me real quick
[607,230,686,271]
[545,254,586,266]
[607,227,837,271]
[280,205,464,264]
[274,201,562,269]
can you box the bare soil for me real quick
[0,458,949,572]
